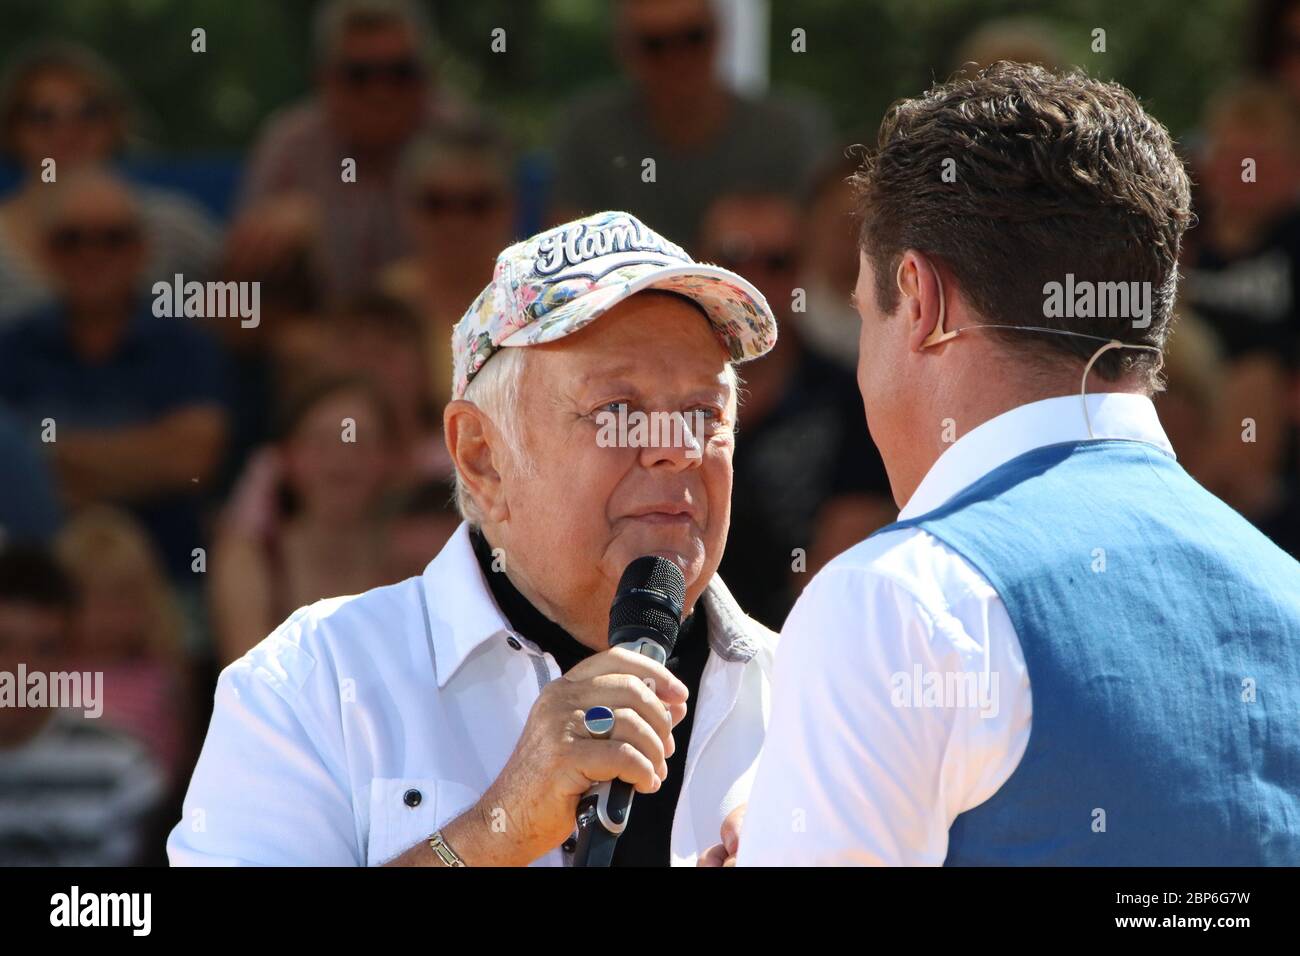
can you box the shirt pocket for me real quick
[365,777,482,867]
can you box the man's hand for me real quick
[223,194,320,276]
[697,804,746,867]
[387,646,688,867]
[52,408,226,505]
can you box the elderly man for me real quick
[169,210,779,866]
[737,63,1300,866]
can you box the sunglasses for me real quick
[416,189,502,216]
[335,57,422,87]
[714,248,798,274]
[634,24,713,57]
[18,98,111,128]
[48,224,141,254]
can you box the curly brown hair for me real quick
[852,61,1193,390]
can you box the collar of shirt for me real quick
[898,391,1175,521]
[467,526,708,677]
[421,522,513,688]
[468,525,594,673]
[421,523,761,689]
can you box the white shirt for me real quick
[168,522,777,866]
[737,393,1174,866]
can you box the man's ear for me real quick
[896,250,946,353]
[444,400,509,522]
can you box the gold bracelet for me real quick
[429,829,466,867]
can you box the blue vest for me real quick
[878,439,1300,865]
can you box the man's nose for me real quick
[636,412,704,471]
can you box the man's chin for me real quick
[607,526,709,589]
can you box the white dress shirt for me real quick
[737,392,1175,866]
[169,522,777,866]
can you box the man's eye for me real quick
[684,406,724,424]
[595,401,629,417]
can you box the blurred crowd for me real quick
[0,0,1298,865]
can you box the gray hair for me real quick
[453,347,535,525]
[313,0,433,65]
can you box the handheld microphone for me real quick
[571,556,685,867]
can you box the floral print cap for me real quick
[451,210,778,399]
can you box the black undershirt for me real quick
[471,529,710,866]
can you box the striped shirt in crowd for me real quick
[0,710,165,866]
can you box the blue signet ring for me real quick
[583,705,616,740]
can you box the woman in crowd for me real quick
[55,506,193,784]
[210,375,400,664]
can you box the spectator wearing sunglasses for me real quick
[0,169,230,584]
[229,0,473,304]
[382,120,517,407]
[699,191,894,630]
[550,0,831,246]
[0,41,221,325]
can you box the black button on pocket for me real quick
[506,636,522,650]
[403,788,422,808]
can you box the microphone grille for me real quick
[619,555,686,607]
[609,556,686,651]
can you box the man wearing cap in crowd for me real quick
[169,210,779,866]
